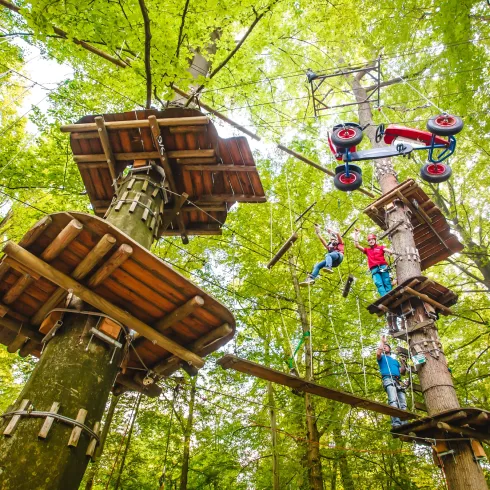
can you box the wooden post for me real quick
[349,73,488,490]
[268,382,280,490]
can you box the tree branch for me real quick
[138,0,152,108]
[175,0,190,60]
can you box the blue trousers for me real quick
[311,252,343,279]
[371,265,392,296]
[382,377,407,426]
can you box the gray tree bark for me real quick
[348,70,488,490]
[0,168,165,489]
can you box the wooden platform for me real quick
[0,212,236,392]
[392,407,490,445]
[368,276,458,317]
[218,355,418,420]
[364,179,463,270]
[61,108,266,240]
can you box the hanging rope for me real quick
[270,200,274,261]
[159,385,180,489]
[105,393,141,490]
[308,281,314,374]
[356,297,368,394]
[277,298,299,373]
[329,313,354,392]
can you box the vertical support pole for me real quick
[268,382,280,490]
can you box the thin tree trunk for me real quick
[289,257,324,490]
[268,382,280,490]
[348,70,488,490]
[114,394,142,490]
[0,168,166,489]
[332,427,355,490]
[85,394,120,490]
[179,376,197,490]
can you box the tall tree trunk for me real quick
[332,427,355,490]
[85,394,120,490]
[0,168,165,489]
[349,71,488,490]
[289,258,324,490]
[268,382,280,490]
[179,376,197,490]
[114,394,142,490]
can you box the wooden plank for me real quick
[3,241,206,368]
[6,334,26,353]
[19,215,53,248]
[195,194,267,203]
[183,164,257,172]
[267,233,298,269]
[162,192,188,232]
[3,399,31,436]
[73,149,216,163]
[86,421,101,458]
[94,116,118,186]
[3,257,41,280]
[99,318,121,339]
[87,244,133,288]
[61,116,210,133]
[404,286,453,315]
[3,274,34,304]
[67,408,88,447]
[38,401,60,439]
[41,219,84,262]
[153,296,204,334]
[176,157,217,165]
[218,355,418,420]
[169,125,208,134]
[147,115,177,193]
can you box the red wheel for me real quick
[333,170,363,191]
[335,164,362,175]
[420,163,452,183]
[427,114,464,136]
[331,125,364,148]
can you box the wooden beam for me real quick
[38,402,60,439]
[31,234,117,326]
[153,296,204,334]
[0,316,43,343]
[176,157,217,165]
[404,286,453,315]
[73,149,215,163]
[3,257,41,280]
[67,409,88,447]
[20,215,53,248]
[162,192,188,232]
[182,165,257,172]
[160,229,222,237]
[61,116,210,133]
[3,399,31,436]
[3,241,205,368]
[195,195,267,203]
[41,219,83,262]
[6,335,26,353]
[181,205,226,212]
[94,117,118,186]
[437,421,488,441]
[169,125,208,134]
[115,374,162,397]
[267,233,298,269]
[87,244,133,288]
[147,115,177,193]
[152,323,232,376]
[3,274,34,305]
[218,355,418,420]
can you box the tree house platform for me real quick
[391,407,490,445]
[367,275,458,317]
[218,355,418,420]
[0,212,235,393]
[60,108,266,241]
[364,179,463,270]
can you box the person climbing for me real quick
[376,335,407,429]
[353,229,394,296]
[300,225,344,286]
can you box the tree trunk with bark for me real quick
[179,376,197,490]
[289,258,324,490]
[268,382,280,490]
[332,427,355,490]
[0,168,165,490]
[348,71,488,490]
